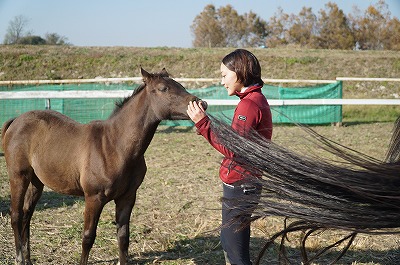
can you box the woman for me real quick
[187,49,273,265]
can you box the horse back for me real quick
[3,110,81,146]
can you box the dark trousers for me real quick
[221,182,261,265]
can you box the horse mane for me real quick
[110,83,145,117]
[110,71,172,117]
[209,115,400,264]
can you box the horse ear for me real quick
[160,68,169,77]
[141,67,151,82]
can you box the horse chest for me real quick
[81,159,145,197]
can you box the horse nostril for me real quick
[196,99,208,110]
[200,100,208,110]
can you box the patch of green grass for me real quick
[18,54,35,62]
[392,59,400,71]
[63,222,82,240]
[343,105,400,123]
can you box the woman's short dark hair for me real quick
[222,49,264,87]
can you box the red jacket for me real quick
[195,85,273,184]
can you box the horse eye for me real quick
[158,86,168,92]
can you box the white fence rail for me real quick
[0,91,399,106]
[1,77,399,106]
[1,76,399,85]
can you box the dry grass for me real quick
[1,46,399,97]
[1,122,400,264]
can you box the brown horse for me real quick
[1,68,205,265]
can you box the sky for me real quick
[0,0,399,48]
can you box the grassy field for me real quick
[1,46,400,83]
[1,122,400,264]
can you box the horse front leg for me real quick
[80,196,105,265]
[114,157,146,265]
[115,194,137,265]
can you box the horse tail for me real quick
[209,115,400,264]
[1,118,15,150]
[385,116,400,163]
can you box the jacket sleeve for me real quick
[195,99,261,158]
[195,116,235,158]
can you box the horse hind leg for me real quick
[9,169,44,265]
[22,176,44,264]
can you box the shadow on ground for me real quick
[118,236,400,265]
[0,190,83,216]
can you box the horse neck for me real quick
[109,92,159,157]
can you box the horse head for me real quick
[141,67,206,121]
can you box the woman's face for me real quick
[220,63,243,96]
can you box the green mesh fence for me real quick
[0,82,342,126]
[0,83,137,124]
[162,81,343,126]
[267,81,342,124]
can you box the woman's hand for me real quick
[187,100,207,123]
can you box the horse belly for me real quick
[31,157,84,196]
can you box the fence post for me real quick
[45,98,51,109]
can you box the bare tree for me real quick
[191,4,267,48]
[314,2,355,49]
[350,0,392,50]
[384,17,400,50]
[287,7,317,47]
[191,5,225,47]
[242,11,268,47]
[217,5,246,47]
[3,15,31,44]
[266,7,290,48]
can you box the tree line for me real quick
[3,15,70,45]
[4,1,398,50]
[191,0,400,50]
